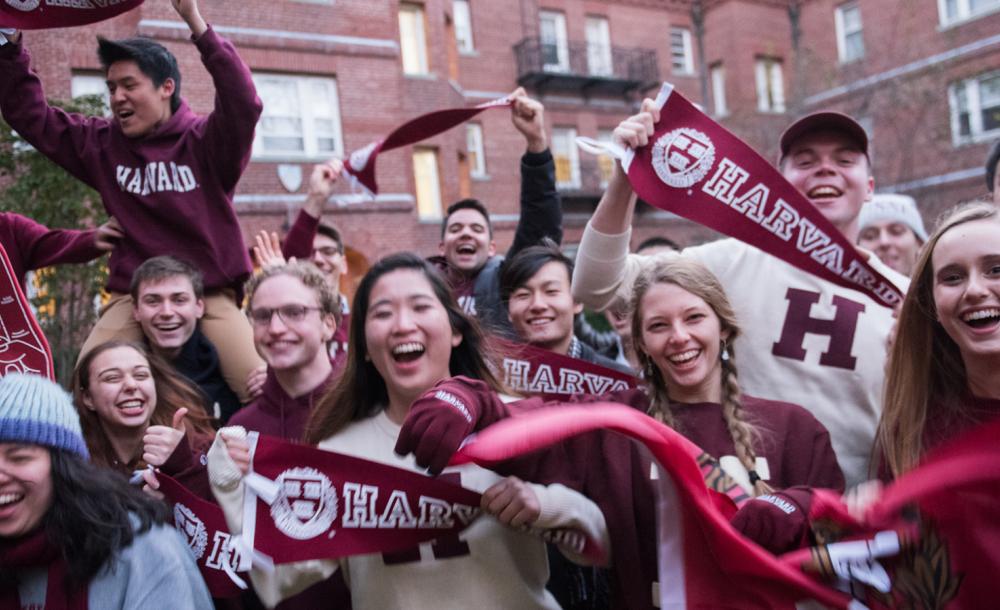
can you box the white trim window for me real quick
[669,27,694,76]
[70,72,110,115]
[710,63,727,117]
[949,70,1000,144]
[585,16,613,77]
[755,57,786,113]
[252,73,344,160]
[413,147,443,220]
[453,0,474,54]
[551,127,581,189]
[466,122,486,177]
[938,0,1000,26]
[540,10,569,73]
[399,2,429,75]
[835,2,864,63]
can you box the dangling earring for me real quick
[720,340,730,362]
[644,361,656,379]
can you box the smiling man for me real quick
[430,89,562,337]
[857,194,928,277]
[0,0,263,404]
[130,256,240,423]
[573,109,909,487]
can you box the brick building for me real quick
[13,0,1000,290]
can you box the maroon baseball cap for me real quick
[779,111,869,162]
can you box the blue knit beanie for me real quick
[0,374,89,459]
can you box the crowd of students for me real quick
[0,1,998,608]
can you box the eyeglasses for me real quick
[313,246,342,258]
[248,305,322,327]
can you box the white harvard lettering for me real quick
[115,162,197,195]
[336,483,480,530]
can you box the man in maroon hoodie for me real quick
[0,0,264,402]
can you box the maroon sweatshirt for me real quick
[468,387,843,610]
[0,28,262,297]
[228,368,337,442]
[0,212,102,289]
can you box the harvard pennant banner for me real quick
[782,417,1000,609]
[579,83,903,308]
[0,243,53,380]
[241,434,483,564]
[498,340,638,400]
[452,404,857,609]
[344,96,512,195]
[0,0,143,29]
[158,474,248,599]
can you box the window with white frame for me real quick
[949,70,1000,144]
[413,147,443,220]
[71,72,110,115]
[466,123,486,177]
[755,57,785,113]
[453,0,474,53]
[252,73,343,159]
[835,2,864,63]
[585,16,612,77]
[710,63,727,117]
[551,127,580,189]
[938,0,1000,26]
[540,10,569,73]
[399,3,429,75]
[669,27,694,75]
[596,129,615,187]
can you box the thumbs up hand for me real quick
[143,408,189,467]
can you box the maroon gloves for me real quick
[395,376,496,475]
[729,487,815,554]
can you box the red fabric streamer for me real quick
[0,243,53,380]
[586,83,903,308]
[344,96,511,195]
[0,0,143,29]
[497,340,638,400]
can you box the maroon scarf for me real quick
[0,530,88,610]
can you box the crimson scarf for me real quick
[0,529,88,610]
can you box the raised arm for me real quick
[506,88,562,258]
[282,159,344,260]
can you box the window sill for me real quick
[952,129,1000,148]
[459,49,479,57]
[471,173,491,181]
[937,5,1000,30]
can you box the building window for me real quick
[551,127,580,189]
[949,70,1000,144]
[938,0,1000,25]
[539,10,569,73]
[755,57,785,113]
[709,63,727,117]
[453,0,474,53]
[585,16,612,77]
[466,123,486,177]
[835,2,864,63]
[71,72,110,115]
[252,73,343,159]
[399,2,429,75]
[596,129,615,187]
[669,27,694,75]
[413,147,442,220]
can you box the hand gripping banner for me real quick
[344,95,512,196]
[0,0,143,29]
[498,340,638,401]
[239,433,484,565]
[578,83,903,309]
[0,243,53,380]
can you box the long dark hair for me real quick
[306,252,504,444]
[73,341,215,470]
[44,449,168,586]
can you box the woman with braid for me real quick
[394,257,843,608]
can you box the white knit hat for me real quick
[859,194,928,242]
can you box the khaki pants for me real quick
[78,289,263,402]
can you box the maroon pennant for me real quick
[586,83,903,308]
[0,243,53,380]
[0,0,144,29]
[244,434,483,564]
[344,96,511,195]
[158,474,247,599]
[498,340,638,401]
